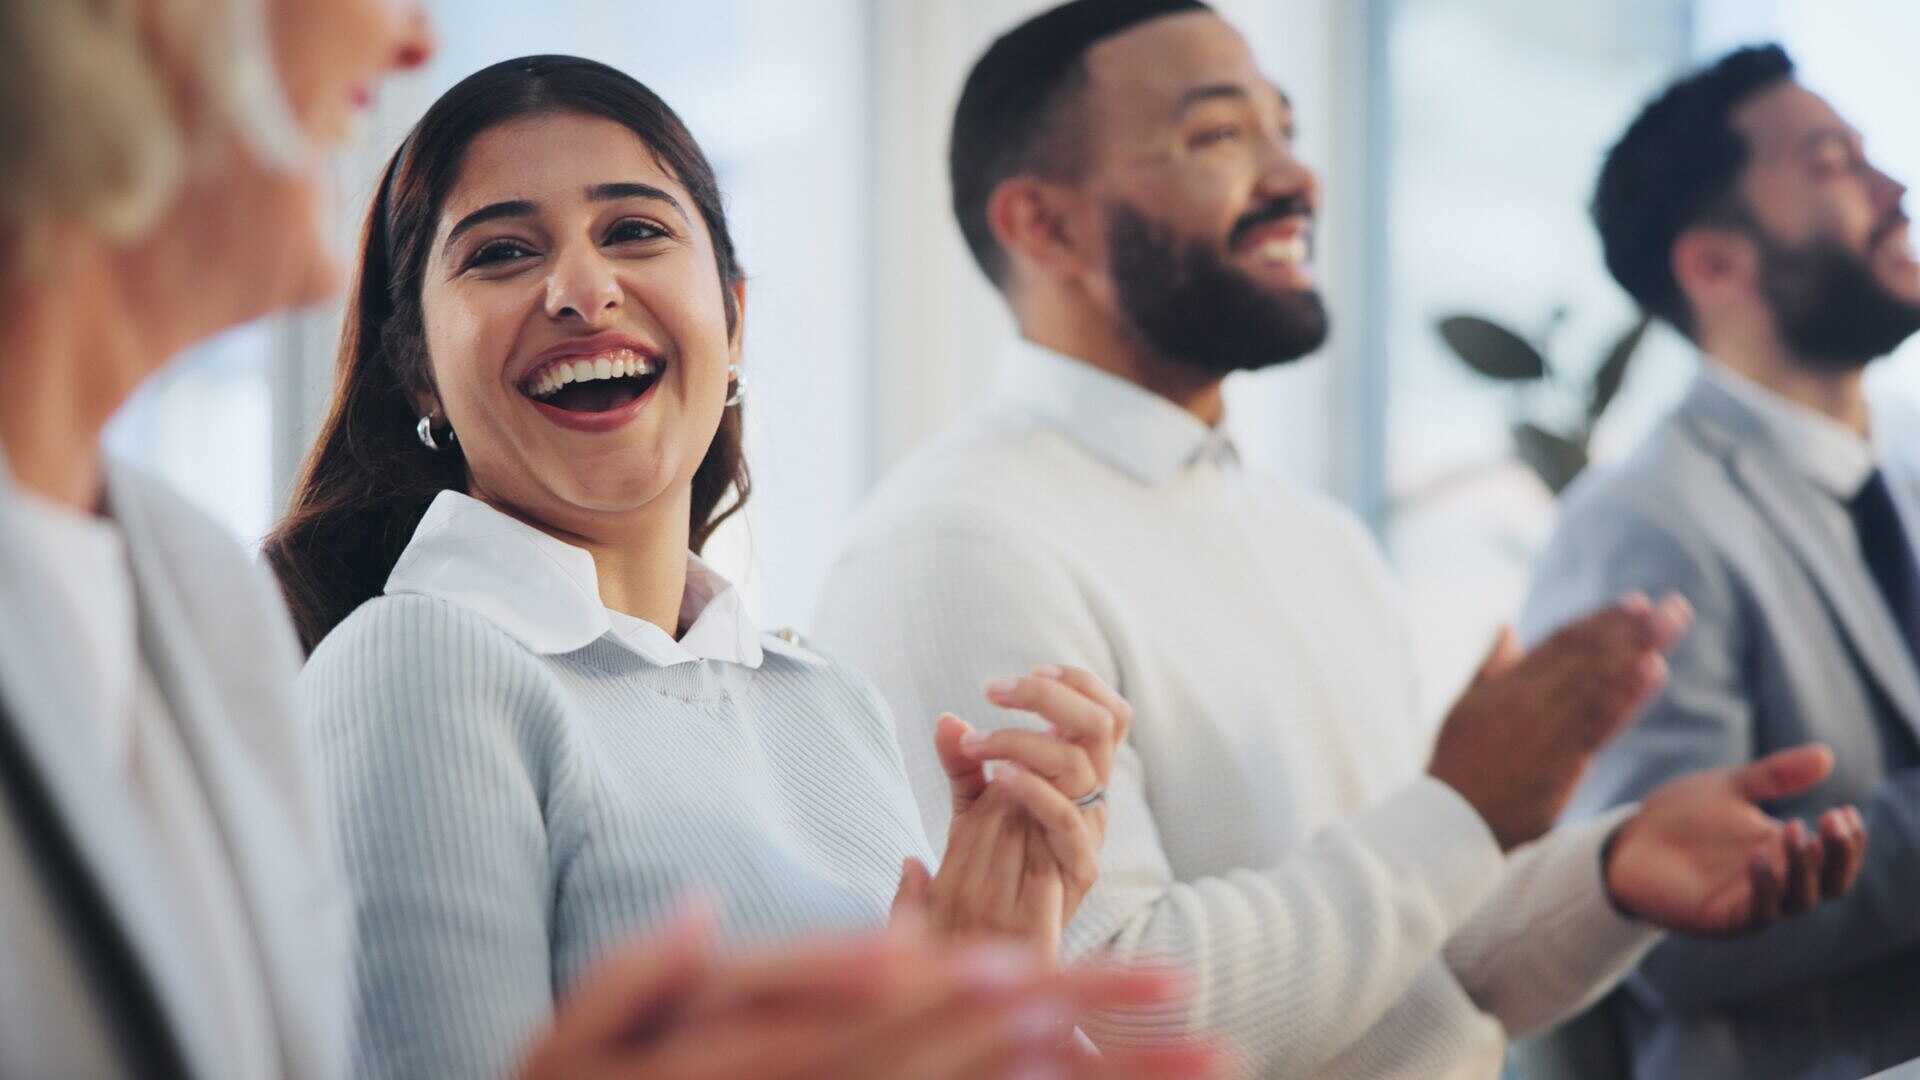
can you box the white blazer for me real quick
[0,452,349,1080]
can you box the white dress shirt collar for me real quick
[11,486,138,770]
[991,338,1240,485]
[1702,362,1876,499]
[386,490,815,668]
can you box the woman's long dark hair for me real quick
[264,55,750,653]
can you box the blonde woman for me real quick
[0,4,430,1077]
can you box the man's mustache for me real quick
[1871,204,1910,249]
[1229,197,1314,248]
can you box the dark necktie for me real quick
[1849,468,1920,665]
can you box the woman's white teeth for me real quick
[1254,237,1309,265]
[529,351,657,397]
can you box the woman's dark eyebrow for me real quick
[589,183,691,226]
[444,199,536,252]
[442,183,690,255]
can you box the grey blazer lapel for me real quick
[0,697,192,1079]
[107,469,344,1080]
[0,471,227,1080]
[1684,378,1920,736]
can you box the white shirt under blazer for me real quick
[0,450,348,1080]
[301,491,935,1079]
[813,339,1655,1080]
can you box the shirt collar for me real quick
[1701,363,1876,498]
[990,338,1239,485]
[602,558,764,668]
[386,490,812,668]
[11,484,137,769]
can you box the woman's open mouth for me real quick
[524,347,665,412]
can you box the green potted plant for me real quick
[1436,309,1653,494]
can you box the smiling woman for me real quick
[265,54,1144,1079]
[416,109,744,570]
[264,57,749,648]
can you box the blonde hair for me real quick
[0,0,304,251]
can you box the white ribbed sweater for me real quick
[812,343,1657,1080]
[301,594,933,1080]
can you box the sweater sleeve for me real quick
[812,507,1508,1075]
[1442,807,1658,1037]
[300,595,570,1080]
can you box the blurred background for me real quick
[109,0,1920,723]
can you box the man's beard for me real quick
[1103,199,1330,376]
[1754,220,1920,371]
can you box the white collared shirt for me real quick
[11,489,137,766]
[1702,362,1878,498]
[386,490,816,668]
[309,488,933,1078]
[1702,362,1920,557]
[989,339,1241,484]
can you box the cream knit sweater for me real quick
[813,342,1657,1079]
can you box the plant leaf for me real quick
[1587,313,1652,422]
[1512,422,1590,495]
[1438,315,1549,381]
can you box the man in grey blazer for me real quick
[1523,44,1920,1079]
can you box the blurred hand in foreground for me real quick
[522,905,1224,1080]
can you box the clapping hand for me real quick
[894,666,1131,959]
[1603,744,1867,937]
[1429,592,1692,851]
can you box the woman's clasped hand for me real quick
[896,667,1132,957]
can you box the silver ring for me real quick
[1073,785,1107,812]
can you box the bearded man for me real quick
[1522,44,1920,1080]
[814,6,1866,1077]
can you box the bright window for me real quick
[1376,0,1697,717]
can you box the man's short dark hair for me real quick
[1593,44,1797,339]
[950,0,1211,287]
